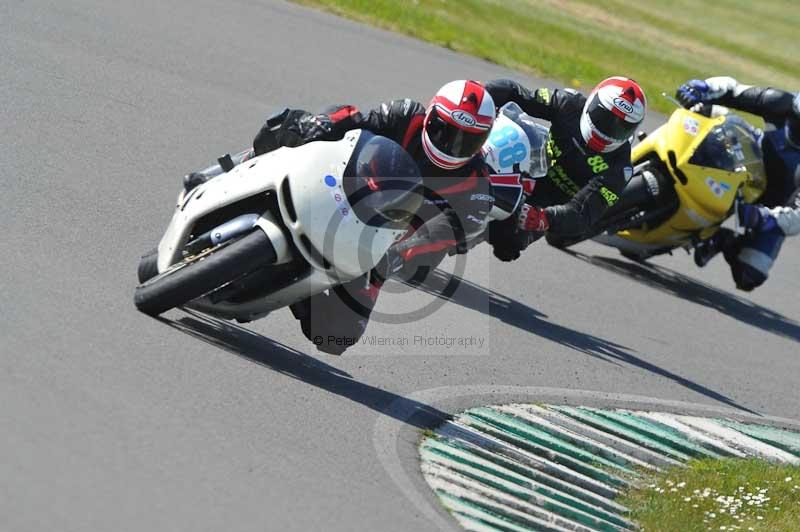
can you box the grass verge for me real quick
[293,0,800,115]
[620,458,800,531]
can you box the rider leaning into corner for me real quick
[676,77,800,291]
[481,77,647,261]
[186,80,534,355]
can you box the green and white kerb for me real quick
[419,404,800,532]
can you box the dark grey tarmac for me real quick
[2,1,799,530]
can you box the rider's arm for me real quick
[543,148,632,237]
[354,99,426,145]
[702,77,795,126]
[304,100,425,144]
[484,79,559,120]
[253,99,424,155]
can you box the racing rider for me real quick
[482,77,647,261]
[186,81,499,354]
[677,77,800,291]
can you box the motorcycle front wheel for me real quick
[137,247,159,283]
[133,230,276,316]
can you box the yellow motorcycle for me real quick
[561,104,768,260]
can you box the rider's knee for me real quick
[292,280,376,354]
[730,248,772,291]
[731,262,767,292]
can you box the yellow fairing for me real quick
[620,109,763,246]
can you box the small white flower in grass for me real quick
[693,504,699,508]
[677,481,686,488]
[756,516,763,520]
[684,497,692,502]
[785,476,793,482]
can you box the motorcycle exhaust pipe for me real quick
[184,213,261,255]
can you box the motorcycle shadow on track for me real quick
[414,270,759,415]
[563,250,800,344]
[156,309,450,430]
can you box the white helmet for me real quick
[579,77,646,153]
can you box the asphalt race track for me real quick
[2,1,799,531]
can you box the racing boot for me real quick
[693,227,736,267]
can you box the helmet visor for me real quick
[586,98,639,141]
[426,113,490,159]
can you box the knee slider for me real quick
[732,262,767,292]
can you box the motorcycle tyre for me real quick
[137,248,159,283]
[134,230,276,316]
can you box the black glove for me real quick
[675,80,710,109]
[253,109,331,155]
[488,218,531,262]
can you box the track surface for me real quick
[2,1,799,530]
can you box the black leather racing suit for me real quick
[253,100,493,353]
[484,79,635,260]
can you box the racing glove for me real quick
[517,203,549,232]
[676,77,740,110]
[676,80,710,108]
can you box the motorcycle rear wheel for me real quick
[133,230,276,316]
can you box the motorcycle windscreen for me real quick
[689,115,766,187]
[343,132,423,229]
[499,102,550,178]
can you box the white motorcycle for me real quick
[134,130,422,322]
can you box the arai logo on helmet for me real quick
[450,110,478,128]
[612,97,634,115]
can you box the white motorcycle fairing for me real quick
[155,130,408,322]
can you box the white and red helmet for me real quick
[422,80,496,170]
[580,77,646,153]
